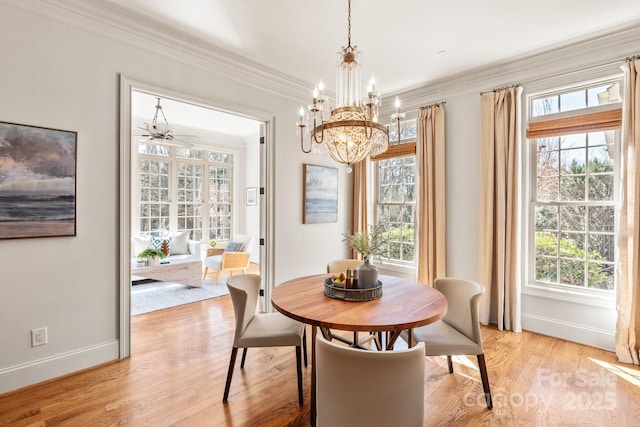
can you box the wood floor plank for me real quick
[1,293,639,426]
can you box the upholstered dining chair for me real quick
[203,234,254,284]
[326,259,362,275]
[223,274,307,405]
[404,277,492,409]
[327,259,378,348]
[315,334,425,427]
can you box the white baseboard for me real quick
[0,340,120,394]
[522,313,615,351]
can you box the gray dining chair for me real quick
[315,334,425,426]
[403,277,492,409]
[223,274,307,404]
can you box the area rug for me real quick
[131,278,230,316]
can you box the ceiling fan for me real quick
[136,97,199,147]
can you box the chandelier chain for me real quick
[347,0,351,47]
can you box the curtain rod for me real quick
[481,53,640,94]
[480,83,521,96]
[397,101,447,116]
[419,101,446,110]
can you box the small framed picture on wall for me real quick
[246,187,257,206]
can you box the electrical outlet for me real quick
[31,327,47,347]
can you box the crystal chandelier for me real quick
[297,0,399,172]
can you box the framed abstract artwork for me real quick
[303,164,338,224]
[0,121,77,239]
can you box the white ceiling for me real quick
[119,0,640,138]
[109,0,640,96]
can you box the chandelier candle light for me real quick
[391,97,406,144]
[297,0,401,172]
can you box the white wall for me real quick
[0,2,349,393]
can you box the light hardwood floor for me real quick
[1,293,639,426]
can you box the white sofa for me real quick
[131,230,202,265]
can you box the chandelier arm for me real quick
[300,128,312,153]
[312,115,325,144]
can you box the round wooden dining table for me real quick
[271,273,447,426]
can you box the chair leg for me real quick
[202,267,208,281]
[302,328,308,367]
[223,347,239,402]
[240,348,248,368]
[447,355,454,373]
[477,354,492,409]
[374,332,382,351]
[295,345,303,405]
[216,270,221,284]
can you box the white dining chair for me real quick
[223,274,307,404]
[315,334,425,427]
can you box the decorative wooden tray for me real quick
[323,277,383,302]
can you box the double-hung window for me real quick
[372,119,417,267]
[526,79,622,292]
[138,145,171,236]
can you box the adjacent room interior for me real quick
[129,89,262,315]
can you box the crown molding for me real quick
[1,0,311,103]
[4,0,640,113]
[382,19,640,115]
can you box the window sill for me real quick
[375,259,416,279]
[523,282,615,309]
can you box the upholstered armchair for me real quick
[202,234,254,284]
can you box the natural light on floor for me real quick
[590,358,640,387]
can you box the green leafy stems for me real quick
[137,248,167,259]
[342,224,387,260]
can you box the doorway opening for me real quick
[119,77,272,358]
